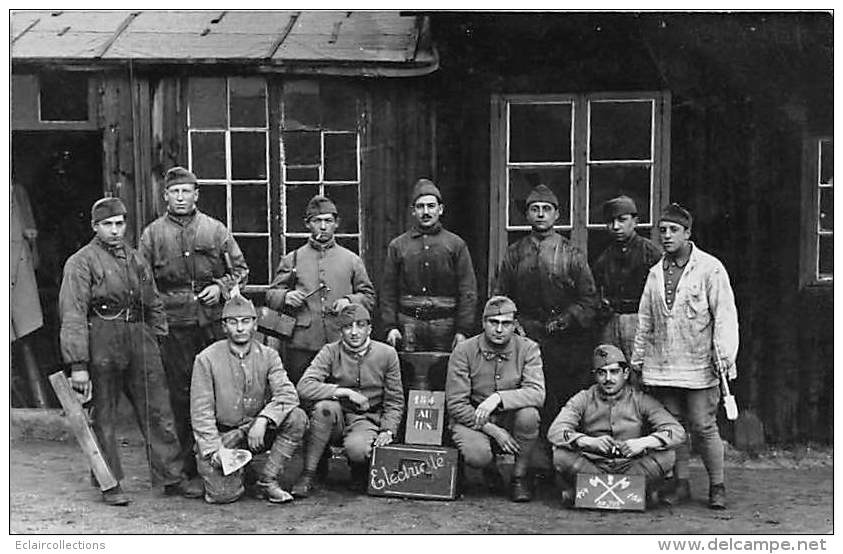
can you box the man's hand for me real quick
[70,367,92,404]
[452,332,467,349]
[374,430,394,448]
[486,424,520,455]
[331,297,351,314]
[196,284,222,306]
[618,438,649,458]
[545,317,569,335]
[285,290,307,309]
[386,328,402,347]
[474,393,501,428]
[339,388,370,412]
[578,435,619,456]
[247,417,268,451]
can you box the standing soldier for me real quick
[592,195,661,366]
[492,184,599,431]
[59,197,185,506]
[631,204,739,509]
[139,166,249,498]
[381,178,477,353]
[266,195,375,384]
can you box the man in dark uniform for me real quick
[139,166,249,496]
[382,178,477,354]
[492,184,598,432]
[59,197,185,506]
[592,196,661,366]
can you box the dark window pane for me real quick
[40,72,88,121]
[198,184,227,224]
[322,81,359,130]
[285,184,320,229]
[588,165,652,224]
[590,100,653,161]
[820,140,833,185]
[189,78,226,128]
[191,132,227,180]
[237,236,269,285]
[337,236,359,254]
[820,188,833,232]
[283,131,321,166]
[509,103,572,163]
[326,184,359,233]
[229,77,266,128]
[285,166,320,182]
[232,185,268,233]
[819,235,833,277]
[283,80,321,130]
[284,236,309,255]
[324,133,358,181]
[231,132,266,180]
[508,167,572,227]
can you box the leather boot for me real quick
[164,476,204,499]
[257,479,294,504]
[292,471,316,498]
[510,474,533,502]
[347,462,369,493]
[708,483,727,510]
[483,465,505,494]
[102,485,131,506]
[661,478,691,506]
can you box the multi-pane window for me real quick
[817,139,833,280]
[187,77,271,284]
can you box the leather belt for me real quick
[610,299,640,314]
[399,305,456,321]
[91,305,143,322]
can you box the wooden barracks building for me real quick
[10,11,832,445]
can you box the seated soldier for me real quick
[446,296,545,502]
[548,344,685,506]
[190,295,308,504]
[293,304,404,497]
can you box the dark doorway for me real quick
[11,130,103,407]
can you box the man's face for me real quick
[594,363,629,396]
[92,214,127,246]
[413,194,444,229]
[659,221,691,255]
[526,201,559,232]
[483,313,517,346]
[341,319,371,349]
[223,316,256,345]
[164,183,199,215]
[607,213,638,243]
[306,213,338,243]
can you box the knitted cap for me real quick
[525,184,559,208]
[603,195,638,221]
[164,166,198,188]
[91,197,127,224]
[412,178,442,203]
[221,295,257,319]
[659,203,693,229]
[592,344,627,370]
[338,303,371,327]
[305,195,338,220]
[482,295,518,318]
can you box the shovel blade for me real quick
[219,448,252,476]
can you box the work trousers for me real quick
[159,324,222,478]
[301,400,381,471]
[283,347,319,386]
[598,313,640,387]
[88,317,183,486]
[397,313,456,352]
[650,385,725,486]
[196,408,308,504]
[451,407,540,477]
[553,447,675,487]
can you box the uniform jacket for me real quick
[547,384,685,458]
[493,231,598,330]
[631,243,740,389]
[266,238,375,352]
[190,339,300,457]
[139,210,248,327]
[381,223,478,335]
[11,184,43,341]
[592,232,662,313]
[296,339,404,434]
[59,238,168,365]
[446,334,546,428]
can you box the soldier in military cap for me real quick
[190,295,307,504]
[548,344,685,506]
[266,195,375,384]
[139,166,249,497]
[59,197,185,506]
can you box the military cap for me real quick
[164,166,198,188]
[482,295,518,319]
[221,294,257,319]
[660,203,693,229]
[603,195,638,221]
[305,195,338,220]
[412,178,442,203]
[91,197,127,224]
[525,184,559,208]
[592,344,628,370]
[337,303,371,327]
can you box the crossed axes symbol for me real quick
[590,475,631,504]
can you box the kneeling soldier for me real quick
[548,344,685,506]
[190,295,307,504]
[293,304,404,497]
[446,296,545,502]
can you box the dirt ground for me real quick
[9,426,833,535]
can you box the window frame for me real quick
[800,135,834,288]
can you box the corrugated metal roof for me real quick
[11,10,438,75]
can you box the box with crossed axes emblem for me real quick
[574,473,646,511]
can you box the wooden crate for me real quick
[368,444,459,500]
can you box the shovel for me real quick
[719,370,739,421]
[218,447,252,476]
[720,368,765,454]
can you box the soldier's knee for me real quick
[513,407,540,433]
[284,407,309,436]
[311,400,342,423]
[460,443,494,469]
[552,447,581,474]
[343,433,373,463]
